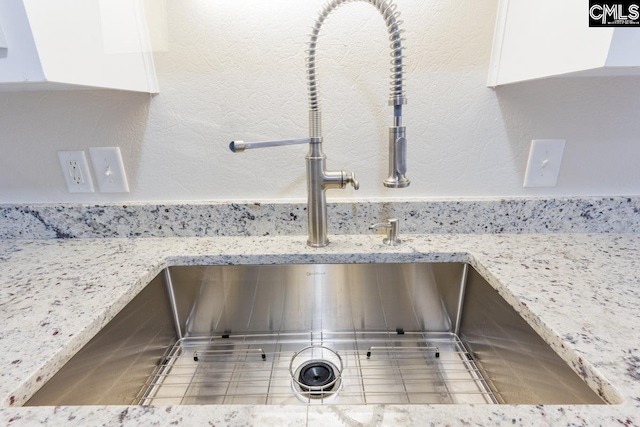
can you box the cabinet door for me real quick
[0,0,159,93]
[0,0,46,85]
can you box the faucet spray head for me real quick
[384,127,410,188]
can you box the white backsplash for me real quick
[2,0,640,204]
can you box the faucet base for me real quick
[307,239,330,248]
[383,178,411,188]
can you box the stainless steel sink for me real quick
[26,263,608,406]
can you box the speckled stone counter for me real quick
[2,196,640,239]
[0,233,639,426]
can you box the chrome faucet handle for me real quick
[229,137,311,153]
[369,218,401,246]
[344,172,359,190]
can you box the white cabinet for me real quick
[0,0,158,93]
[488,0,640,87]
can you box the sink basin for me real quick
[26,263,609,406]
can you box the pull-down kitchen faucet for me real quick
[230,0,409,247]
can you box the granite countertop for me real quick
[0,233,639,426]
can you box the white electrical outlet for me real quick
[89,147,130,193]
[58,151,95,193]
[523,139,566,187]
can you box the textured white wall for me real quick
[1,0,640,203]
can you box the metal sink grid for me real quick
[136,331,496,405]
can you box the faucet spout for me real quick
[306,0,410,190]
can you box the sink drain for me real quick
[290,345,343,400]
[298,361,336,392]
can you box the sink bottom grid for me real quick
[135,331,498,405]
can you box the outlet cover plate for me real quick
[58,151,95,193]
[89,147,130,193]
[523,139,566,187]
